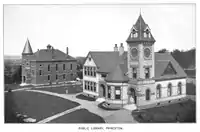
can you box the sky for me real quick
[4,4,195,57]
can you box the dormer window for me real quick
[131,28,138,38]
[144,27,151,38]
[89,57,91,61]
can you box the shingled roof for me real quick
[126,14,155,43]
[88,51,186,82]
[22,38,33,55]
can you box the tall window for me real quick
[90,82,93,91]
[56,74,58,80]
[108,86,111,98]
[48,75,50,81]
[84,66,87,75]
[94,82,96,92]
[91,67,93,76]
[167,83,172,96]
[146,89,151,100]
[63,64,65,70]
[145,68,150,79]
[132,68,137,79]
[178,82,182,95]
[94,67,96,77]
[70,63,72,70]
[63,74,65,79]
[156,84,161,98]
[39,70,42,76]
[84,81,87,90]
[56,64,58,71]
[48,64,50,71]
[115,87,121,99]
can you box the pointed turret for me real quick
[126,14,155,43]
[22,38,33,55]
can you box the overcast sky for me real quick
[4,4,195,57]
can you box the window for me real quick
[89,57,91,61]
[84,66,87,75]
[108,86,111,98]
[70,63,72,70]
[94,67,96,77]
[146,89,151,100]
[178,82,182,95]
[115,87,121,99]
[63,74,66,79]
[91,82,93,91]
[87,67,89,76]
[48,64,50,71]
[88,81,90,90]
[90,67,93,76]
[63,64,65,70]
[84,81,87,90]
[101,74,107,78]
[144,32,147,38]
[56,64,58,71]
[48,75,50,81]
[145,68,150,79]
[40,64,42,67]
[156,84,161,98]
[56,74,58,80]
[132,68,137,79]
[39,70,42,76]
[94,82,96,92]
[167,83,172,96]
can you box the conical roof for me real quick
[22,38,33,55]
[126,14,155,43]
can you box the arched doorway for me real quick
[99,84,106,97]
[129,88,137,104]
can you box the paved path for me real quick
[26,89,137,123]
[37,106,82,123]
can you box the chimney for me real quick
[119,43,124,56]
[114,44,118,52]
[66,47,69,55]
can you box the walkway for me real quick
[26,89,137,123]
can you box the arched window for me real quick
[146,89,151,100]
[156,84,161,98]
[178,82,182,95]
[167,83,172,96]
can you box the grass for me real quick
[4,84,33,91]
[76,94,96,101]
[186,83,196,95]
[34,85,83,94]
[5,91,80,123]
[132,99,196,123]
[49,108,105,123]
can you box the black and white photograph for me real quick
[3,2,196,127]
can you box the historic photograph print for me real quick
[4,4,196,123]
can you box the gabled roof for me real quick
[126,14,155,43]
[154,53,187,80]
[33,49,76,61]
[105,64,129,83]
[88,51,186,82]
[89,51,127,73]
[22,38,33,55]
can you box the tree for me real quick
[158,48,169,53]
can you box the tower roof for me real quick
[22,38,33,55]
[126,14,155,43]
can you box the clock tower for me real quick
[126,14,156,105]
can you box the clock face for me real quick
[144,47,151,58]
[131,48,138,58]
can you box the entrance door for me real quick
[23,76,26,83]
[130,88,137,104]
[99,84,106,97]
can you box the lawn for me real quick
[186,83,196,95]
[5,91,80,123]
[49,108,105,123]
[132,99,196,123]
[34,85,83,94]
[4,84,33,91]
[76,94,96,101]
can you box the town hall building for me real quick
[21,39,77,85]
[82,14,187,109]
